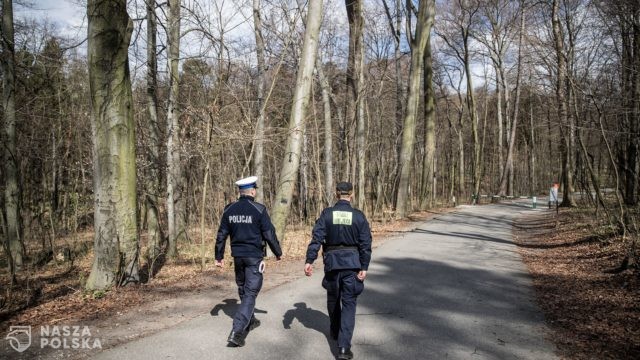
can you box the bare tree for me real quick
[86,0,139,290]
[552,0,577,207]
[395,0,436,218]
[166,0,184,257]
[271,0,324,241]
[420,32,436,209]
[316,57,334,205]
[145,0,163,263]
[252,0,267,203]
[1,0,24,268]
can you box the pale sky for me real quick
[15,0,86,40]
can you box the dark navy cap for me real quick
[336,181,353,194]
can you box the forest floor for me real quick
[514,206,640,359]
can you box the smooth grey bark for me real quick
[499,5,525,197]
[253,0,267,203]
[395,0,435,218]
[382,0,405,145]
[145,0,162,262]
[316,59,334,205]
[420,34,436,209]
[345,0,366,208]
[552,0,576,207]
[1,0,24,268]
[166,0,184,257]
[462,18,481,202]
[271,0,323,242]
[86,0,139,290]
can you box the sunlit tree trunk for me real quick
[345,0,366,208]
[253,0,267,203]
[395,0,435,218]
[420,34,436,209]
[86,0,139,290]
[316,58,334,205]
[271,0,323,242]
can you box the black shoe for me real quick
[227,330,245,347]
[249,316,261,331]
[337,347,353,360]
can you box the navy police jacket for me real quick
[305,199,372,272]
[215,195,282,260]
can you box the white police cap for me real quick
[235,176,258,189]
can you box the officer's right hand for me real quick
[304,263,313,276]
[215,259,224,267]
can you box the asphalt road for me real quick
[93,200,557,360]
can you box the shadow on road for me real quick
[210,298,267,319]
[282,302,338,358]
[410,228,514,245]
[354,255,554,359]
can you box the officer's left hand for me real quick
[215,259,224,267]
[357,270,367,281]
[304,263,313,276]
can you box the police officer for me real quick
[304,182,372,360]
[215,176,282,347]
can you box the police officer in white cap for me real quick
[215,176,282,347]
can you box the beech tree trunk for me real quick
[420,34,436,209]
[395,0,435,218]
[145,0,162,261]
[345,0,366,208]
[316,58,334,205]
[271,0,323,242]
[166,0,184,257]
[552,0,577,207]
[253,0,267,203]
[86,0,139,290]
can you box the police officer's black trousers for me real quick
[322,269,364,348]
[232,257,263,333]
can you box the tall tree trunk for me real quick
[166,0,183,257]
[145,0,162,262]
[1,0,24,268]
[420,34,435,209]
[626,5,639,205]
[316,59,334,205]
[345,0,365,207]
[463,31,481,201]
[528,78,537,195]
[500,6,525,197]
[552,0,576,207]
[495,62,504,192]
[253,0,267,203]
[271,0,323,242]
[395,0,435,218]
[86,0,139,290]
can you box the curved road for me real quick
[94,200,557,359]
